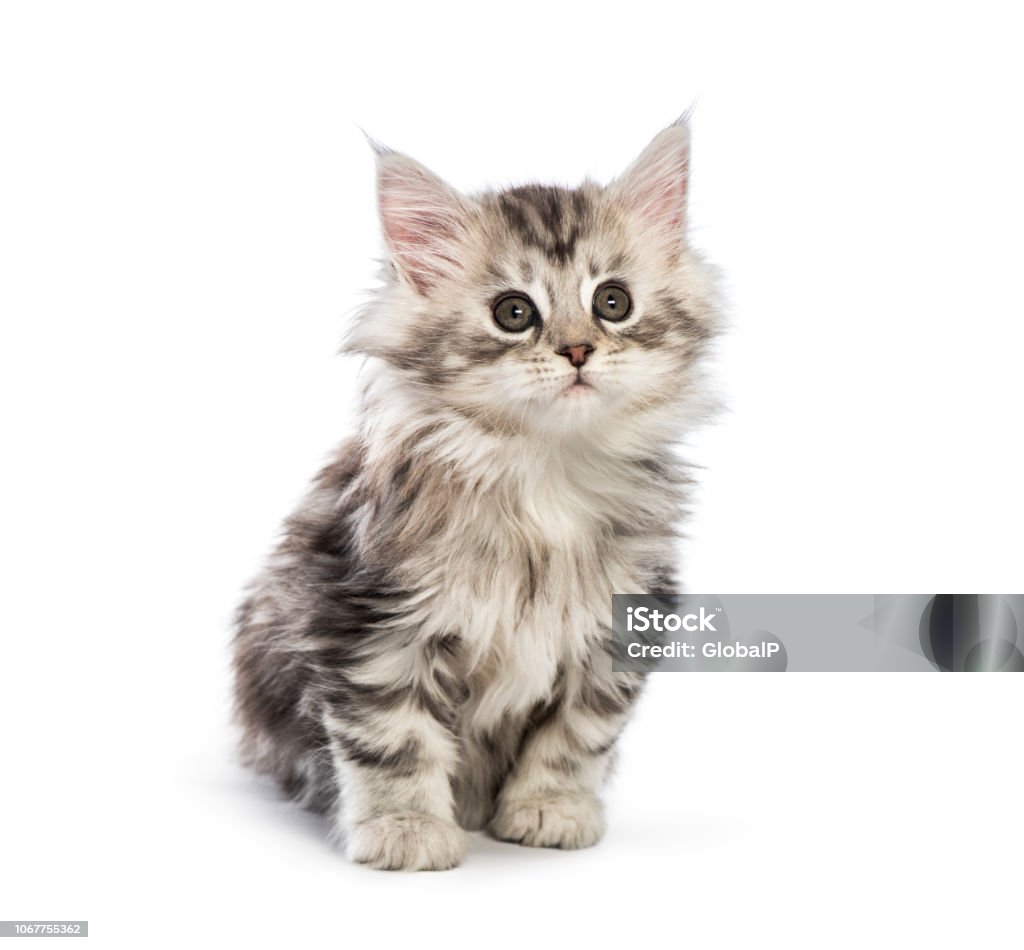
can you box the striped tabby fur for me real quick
[233,117,721,870]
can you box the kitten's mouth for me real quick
[563,372,595,394]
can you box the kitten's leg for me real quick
[323,640,466,871]
[489,667,644,850]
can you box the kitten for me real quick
[233,116,721,870]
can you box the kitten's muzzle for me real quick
[558,343,594,368]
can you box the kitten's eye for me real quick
[492,293,538,333]
[592,283,632,323]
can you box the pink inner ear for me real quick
[383,213,459,294]
[645,176,687,232]
[378,161,462,294]
[381,204,449,260]
[635,158,688,236]
[618,126,690,240]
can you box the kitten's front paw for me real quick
[489,793,605,850]
[346,812,466,871]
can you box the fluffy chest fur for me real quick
[350,404,682,729]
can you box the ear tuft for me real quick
[374,148,466,295]
[359,127,393,160]
[612,118,691,245]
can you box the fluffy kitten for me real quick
[233,117,721,870]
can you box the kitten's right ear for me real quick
[368,137,468,295]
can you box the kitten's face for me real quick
[350,123,719,438]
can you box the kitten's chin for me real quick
[554,376,604,414]
[533,378,612,431]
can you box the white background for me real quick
[1,2,1021,948]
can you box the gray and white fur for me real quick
[233,117,721,870]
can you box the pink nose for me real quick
[558,343,594,368]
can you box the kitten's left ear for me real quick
[611,116,691,246]
[370,139,469,295]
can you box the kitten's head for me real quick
[348,118,720,440]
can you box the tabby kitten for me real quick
[233,117,721,870]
